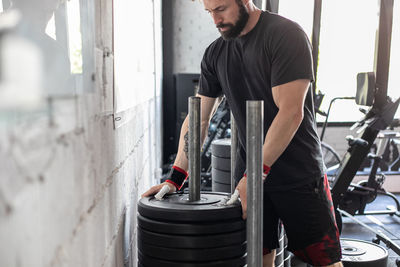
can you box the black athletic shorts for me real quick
[262,175,342,266]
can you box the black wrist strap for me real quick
[166,167,187,189]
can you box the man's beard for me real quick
[217,1,249,40]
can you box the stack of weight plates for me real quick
[211,139,232,193]
[137,192,247,267]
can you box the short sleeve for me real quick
[198,49,223,97]
[270,29,314,87]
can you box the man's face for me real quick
[204,0,250,40]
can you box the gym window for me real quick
[316,0,380,122]
[279,0,400,122]
[388,0,400,119]
[278,0,314,40]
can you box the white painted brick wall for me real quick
[0,0,162,267]
[171,0,219,73]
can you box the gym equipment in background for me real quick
[315,91,400,177]
[211,138,232,193]
[201,98,231,174]
[329,69,400,265]
[331,73,400,216]
[161,97,231,191]
[313,91,346,173]
[163,73,200,167]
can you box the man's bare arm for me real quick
[263,79,310,166]
[235,79,309,219]
[174,94,218,170]
[142,94,217,197]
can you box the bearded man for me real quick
[143,1,343,266]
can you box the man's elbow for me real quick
[291,108,304,126]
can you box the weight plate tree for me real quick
[211,138,232,193]
[138,192,246,266]
[211,138,231,158]
[138,97,249,266]
[340,238,388,267]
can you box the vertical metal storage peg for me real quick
[230,111,238,194]
[189,96,201,202]
[246,100,264,267]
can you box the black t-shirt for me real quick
[198,11,325,190]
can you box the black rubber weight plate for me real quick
[138,250,246,267]
[137,214,245,235]
[212,168,231,184]
[212,180,231,193]
[211,138,231,158]
[138,241,246,262]
[340,238,388,267]
[211,155,231,171]
[138,227,246,249]
[138,192,242,222]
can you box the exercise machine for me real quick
[329,70,400,265]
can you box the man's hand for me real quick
[141,165,187,199]
[141,182,176,198]
[236,176,247,220]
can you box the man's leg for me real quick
[262,249,276,267]
[262,189,280,267]
[270,175,342,266]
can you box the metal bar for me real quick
[374,0,394,108]
[366,215,400,239]
[359,210,399,216]
[331,127,379,207]
[320,97,355,141]
[230,111,238,194]
[253,0,263,9]
[266,0,279,13]
[246,100,264,267]
[189,96,201,202]
[311,0,322,94]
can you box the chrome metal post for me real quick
[230,111,238,194]
[246,100,264,266]
[189,96,201,201]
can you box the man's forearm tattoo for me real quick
[183,132,189,159]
